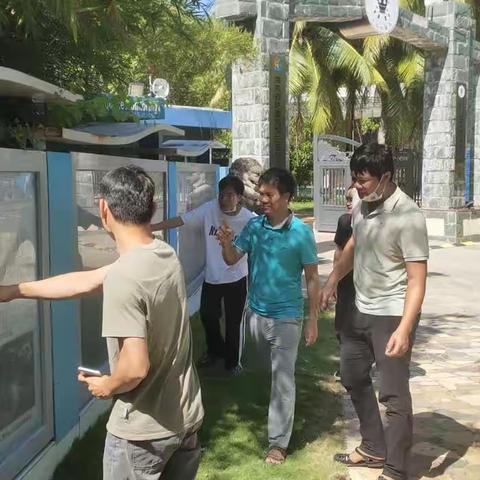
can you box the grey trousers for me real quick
[103,430,201,480]
[243,308,302,450]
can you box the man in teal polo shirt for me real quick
[217,167,319,465]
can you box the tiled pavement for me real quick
[314,233,480,480]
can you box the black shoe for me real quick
[197,352,219,368]
[226,365,243,376]
[333,447,384,468]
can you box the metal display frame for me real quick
[175,162,218,297]
[175,162,218,214]
[0,148,53,480]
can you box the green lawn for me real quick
[291,198,314,217]
[53,311,346,480]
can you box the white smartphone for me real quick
[78,366,102,377]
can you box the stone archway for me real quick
[214,0,480,242]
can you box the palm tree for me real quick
[289,22,386,139]
[289,0,427,149]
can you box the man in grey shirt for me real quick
[320,143,428,480]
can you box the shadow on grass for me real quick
[53,311,344,480]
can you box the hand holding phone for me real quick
[78,366,102,377]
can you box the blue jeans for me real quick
[103,429,200,480]
[243,308,302,450]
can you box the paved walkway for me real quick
[314,232,480,480]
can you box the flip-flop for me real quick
[265,447,287,465]
[333,447,384,468]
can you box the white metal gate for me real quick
[313,136,359,232]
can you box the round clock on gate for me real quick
[365,0,399,35]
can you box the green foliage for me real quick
[0,2,254,106]
[291,198,314,214]
[46,96,164,128]
[289,119,313,187]
[0,1,205,95]
[131,18,255,108]
[0,0,205,42]
[8,120,33,149]
[214,129,232,150]
[0,95,167,148]
[360,117,380,135]
[0,2,254,149]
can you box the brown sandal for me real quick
[265,446,287,465]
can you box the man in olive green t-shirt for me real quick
[0,166,203,480]
[102,239,203,445]
[321,144,428,480]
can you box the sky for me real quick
[196,0,214,15]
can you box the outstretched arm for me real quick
[0,264,112,302]
[151,216,184,231]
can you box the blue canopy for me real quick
[144,105,231,130]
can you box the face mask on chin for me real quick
[362,173,390,203]
[220,202,238,214]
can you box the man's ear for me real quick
[99,198,111,224]
[99,198,107,217]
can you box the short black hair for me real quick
[219,175,244,195]
[350,143,394,179]
[99,165,155,225]
[258,167,296,200]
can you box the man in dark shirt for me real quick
[333,187,356,343]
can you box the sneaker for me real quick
[197,352,219,368]
[333,370,341,382]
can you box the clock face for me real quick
[365,0,399,35]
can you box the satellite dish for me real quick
[150,78,170,99]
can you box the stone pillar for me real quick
[474,67,480,207]
[422,1,475,213]
[231,0,290,168]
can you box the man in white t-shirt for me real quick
[154,175,255,373]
